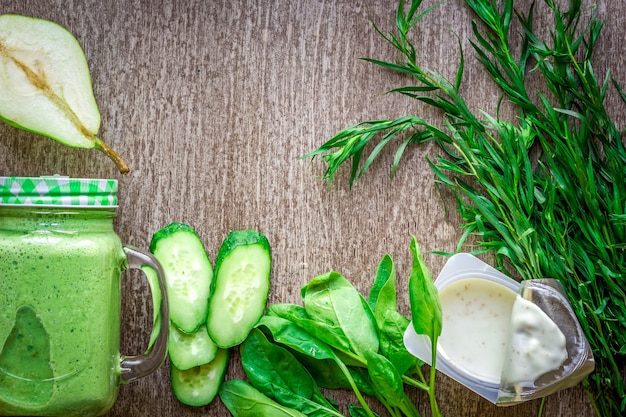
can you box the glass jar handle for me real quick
[119,246,169,383]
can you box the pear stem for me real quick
[96,138,130,174]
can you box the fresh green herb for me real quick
[407,237,442,417]
[240,328,344,417]
[219,379,308,417]
[368,255,421,378]
[255,314,377,416]
[303,0,626,415]
[301,271,380,360]
[365,350,421,417]
[368,254,398,316]
[227,239,442,417]
[408,238,441,342]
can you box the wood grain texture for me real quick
[0,1,623,416]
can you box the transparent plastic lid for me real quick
[0,176,118,208]
[497,279,595,404]
[404,253,595,406]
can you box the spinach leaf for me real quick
[367,254,421,376]
[407,236,443,417]
[255,315,338,362]
[295,354,377,397]
[267,303,353,353]
[290,399,345,417]
[407,237,442,340]
[365,350,404,406]
[241,329,325,404]
[267,304,367,368]
[294,352,349,389]
[301,271,379,358]
[266,303,309,320]
[219,380,308,417]
[368,254,397,317]
[256,315,377,417]
[349,403,381,417]
[378,308,421,375]
[365,351,421,417]
[241,329,339,415]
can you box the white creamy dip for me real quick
[438,277,518,383]
[437,278,568,385]
[502,295,568,385]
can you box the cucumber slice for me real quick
[168,324,218,371]
[170,348,230,407]
[206,230,272,348]
[150,223,213,333]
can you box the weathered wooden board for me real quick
[2,1,622,416]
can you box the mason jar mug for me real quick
[0,176,169,417]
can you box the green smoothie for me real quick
[0,208,126,416]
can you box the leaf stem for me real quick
[401,374,430,392]
[336,359,377,417]
[428,334,442,417]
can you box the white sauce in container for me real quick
[437,277,568,386]
[503,296,568,385]
[438,277,518,383]
[404,254,585,405]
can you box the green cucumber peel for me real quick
[206,229,272,348]
[170,348,229,407]
[150,222,214,334]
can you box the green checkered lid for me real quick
[0,176,118,207]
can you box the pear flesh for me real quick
[0,14,128,173]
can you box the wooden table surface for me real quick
[1,1,623,416]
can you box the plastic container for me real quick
[404,253,594,405]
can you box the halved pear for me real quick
[0,14,129,173]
